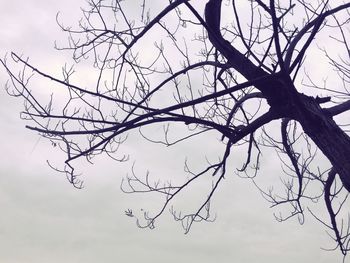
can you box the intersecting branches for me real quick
[1,0,350,257]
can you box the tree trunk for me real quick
[295,96,350,192]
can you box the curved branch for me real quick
[225,92,264,128]
[281,118,303,202]
[285,2,350,69]
[324,168,347,256]
[200,0,268,80]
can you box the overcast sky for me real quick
[0,1,347,262]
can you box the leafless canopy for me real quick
[2,0,350,257]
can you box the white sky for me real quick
[0,0,347,262]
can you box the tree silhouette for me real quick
[2,0,350,257]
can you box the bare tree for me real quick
[2,0,350,258]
